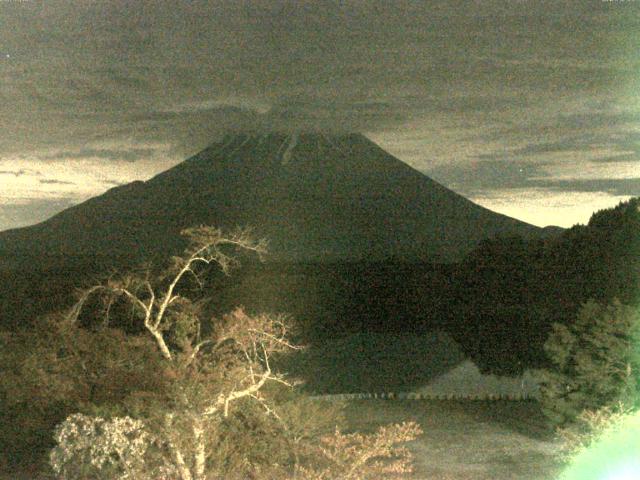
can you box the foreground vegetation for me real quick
[536,296,640,480]
[0,227,420,479]
[526,201,640,479]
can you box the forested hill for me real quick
[448,197,640,373]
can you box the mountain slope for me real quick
[0,132,547,264]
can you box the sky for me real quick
[0,0,638,231]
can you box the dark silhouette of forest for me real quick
[1,198,638,376]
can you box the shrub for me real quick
[297,421,422,480]
[49,413,167,480]
[0,316,169,473]
[49,412,421,480]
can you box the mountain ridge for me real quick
[0,131,556,264]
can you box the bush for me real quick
[536,299,640,427]
[0,316,169,473]
[49,413,164,480]
[296,422,422,480]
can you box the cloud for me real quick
[427,160,552,192]
[427,156,640,197]
[555,112,640,131]
[0,0,638,231]
[590,153,638,163]
[0,169,27,177]
[1,0,635,155]
[121,105,260,157]
[527,178,640,197]
[102,179,127,187]
[0,154,167,205]
[427,95,524,114]
[39,179,76,185]
[257,99,407,133]
[43,147,158,162]
[475,131,640,161]
[471,188,635,228]
[0,197,76,232]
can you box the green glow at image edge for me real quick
[558,408,640,479]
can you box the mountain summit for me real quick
[0,132,546,263]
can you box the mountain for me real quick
[0,132,551,265]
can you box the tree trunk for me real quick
[148,325,173,360]
[193,416,206,480]
[173,448,193,480]
[165,413,193,480]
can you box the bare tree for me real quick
[67,226,266,360]
[53,225,421,480]
[62,226,300,480]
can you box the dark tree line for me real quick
[210,198,639,376]
[1,199,638,376]
[449,198,640,374]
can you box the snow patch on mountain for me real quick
[281,133,299,165]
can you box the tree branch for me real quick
[203,365,273,417]
[183,339,213,366]
[66,285,107,324]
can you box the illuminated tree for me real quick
[537,299,640,427]
[50,226,421,480]
[60,227,300,480]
